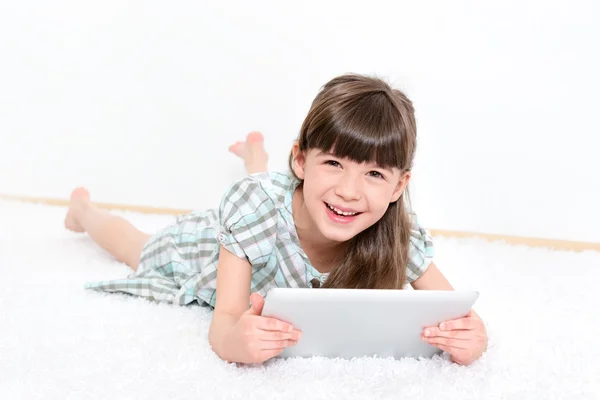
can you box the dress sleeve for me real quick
[215,176,278,266]
[405,211,435,283]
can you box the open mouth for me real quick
[324,202,362,217]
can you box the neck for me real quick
[292,186,347,273]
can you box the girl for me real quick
[66,74,487,366]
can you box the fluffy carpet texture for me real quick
[1,199,598,400]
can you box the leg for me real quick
[228,131,269,174]
[64,188,150,271]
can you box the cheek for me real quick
[300,181,323,212]
[366,189,394,214]
[370,204,390,219]
[304,171,330,198]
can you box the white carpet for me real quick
[1,199,599,400]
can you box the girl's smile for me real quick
[324,201,362,224]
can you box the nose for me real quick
[334,173,362,201]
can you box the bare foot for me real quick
[64,187,90,233]
[228,131,269,174]
[228,141,245,158]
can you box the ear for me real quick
[390,171,411,203]
[291,141,307,179]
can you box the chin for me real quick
[317,219,368,243]
[320,229,357,243]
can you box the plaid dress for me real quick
[84,172,435,308]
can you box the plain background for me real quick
[1,0,598,243]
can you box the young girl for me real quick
[66,74,487,366]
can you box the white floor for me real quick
[1,199,599,400]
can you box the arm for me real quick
[208,246,301,364]
[411,262,488,365]
[410,262,454,291]
[208,245,253,359]
[411,261,483,319]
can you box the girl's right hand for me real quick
[226,292,302,364]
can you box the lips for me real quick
[324,202,362,217]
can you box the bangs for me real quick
[304,92,409,170]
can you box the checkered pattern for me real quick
[84,172,435,308]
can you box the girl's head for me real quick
[289,73,418,289]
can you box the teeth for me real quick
[327,203,358,216]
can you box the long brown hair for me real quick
[289,73,417,289]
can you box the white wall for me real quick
[1,0,599,242]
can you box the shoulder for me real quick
[217,172,296,264]
[408,211,433,247]
[219,171,296,219]
[405,210,435,282]
[241,171,297,200]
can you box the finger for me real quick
[433,345,471,365]
[256,317,295,333]
[422,335,470,349]
[258,348,286,362]
[422,336,454,355]
[423,327,472,340]
[439,316,480,331]
[258,339,298,350]
[433,344,453,354]
[258,329,302,341]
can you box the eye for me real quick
[325,160,341,167]
[368,171,385,179]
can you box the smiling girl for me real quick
[66,74,487,365]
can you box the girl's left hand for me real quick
[421,310,488,365]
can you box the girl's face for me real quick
[292,144,410,244]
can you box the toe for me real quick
[70,187,90,202]
[246,131,264,143]
[228,142,246,157]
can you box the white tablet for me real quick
[261,288,479,360]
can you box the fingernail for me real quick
[424,329,431,337]
[440,323,446,331]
